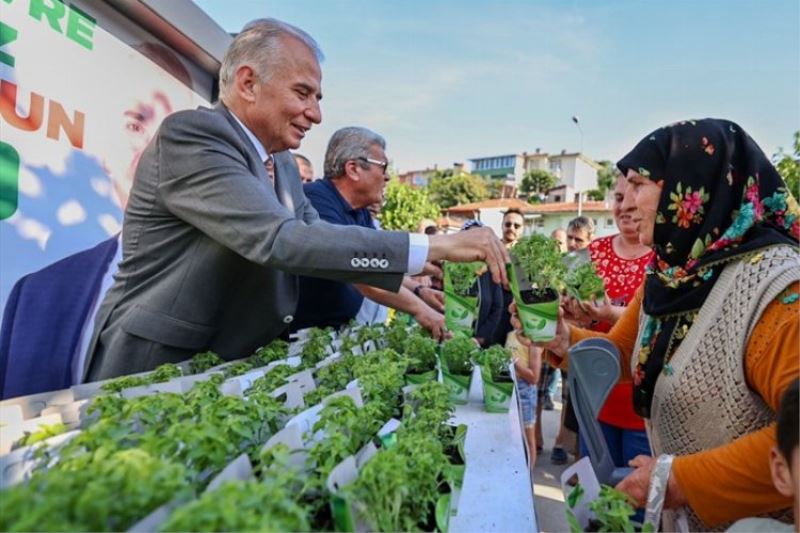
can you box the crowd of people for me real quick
[1,15,797,533]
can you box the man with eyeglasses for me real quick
[502,208,525,248]
[292,126,447,338]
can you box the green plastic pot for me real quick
[405,369,438,386]
[443,290,477,336]
[441,370,472,405]
[507,262,560,342]
[480,367,514,413]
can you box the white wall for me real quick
[531,210,617,239]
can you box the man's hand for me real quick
[414,305,446,341]
[422,261,443,280]
[615,455,687,509]
[509,301,571,357]
[427,228,510,288]
[418,286,445,312]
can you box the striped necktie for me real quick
[264,154,275,185]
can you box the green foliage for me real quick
[521,168,557,197]
[14,422,67,448]
[250,339,289,367]
[440,336,477,375]
[247,364,297,395]
[385,320,408,353]
[564,262,606,301]
[595,160,617,197]
[301,328,334,368]
[476,345,511,382]
[402,381,454,436]
[100,363,182,393]
[160,479,310,532]
[773,130,800,199]
[379,179,441,230]
[586,189,605,201]
[512,233,566,290]
[188,351,224,374]
[445,261,483,295]
[566,482,640,533]
[345,431,448,532]
[222,360,254,378]
[1,448,190,532]
[403,333,438,374]
[428,170,489,209]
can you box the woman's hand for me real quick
[615,455,687,509]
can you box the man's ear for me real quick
[234,65,259,103]
[344,160,361,182]
[769,446,794,498]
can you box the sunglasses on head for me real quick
[504,222,522,229]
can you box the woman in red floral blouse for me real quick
[567,173,655,467]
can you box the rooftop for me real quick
[527,201,611,213]
[443,198,539,214]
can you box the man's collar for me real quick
[322,178,361,214]
[228,109,269,163]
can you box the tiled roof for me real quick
[527,201,611,213]
[443,198,538,214]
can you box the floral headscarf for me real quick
[617,118,800,418]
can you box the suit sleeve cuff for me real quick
[406,234,429,275]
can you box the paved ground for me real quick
[532,386,579,532]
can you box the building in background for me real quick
[526,201,615,238]
[467,149,602,201]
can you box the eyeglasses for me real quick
[504,222,522,229]
[358,157,389,175]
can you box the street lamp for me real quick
[572,115,584,154]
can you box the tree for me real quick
[774,131,800,199]
[485,179,505,200]
[586,189,605,201]
[520,169,556,197]
[596,160,616,196]
[378,179,440,231]
[427,170,489,209]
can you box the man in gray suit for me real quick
[84,19,509,381]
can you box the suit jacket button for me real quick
[283,315,294,324]
[370,258,380,268]
[351,258,360,268]
[379,259,389,269]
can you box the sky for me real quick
[193,0,799,176]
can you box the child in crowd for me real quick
[508,333,541,469]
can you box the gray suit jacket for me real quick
[84,105,408,381]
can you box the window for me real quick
[606,218,614,226]
[554,195,561,202]
[550,161,561,175]
[536,218,544,228]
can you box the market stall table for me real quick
[449,368,537,532]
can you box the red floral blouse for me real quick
[588,234,654,430]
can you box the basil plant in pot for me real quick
[403,333,439,385]
[475,345,514,413]
[439,336,478,405]
[508,234,566,342]
[443,261,484,337]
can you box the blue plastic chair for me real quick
[567,338,633,486]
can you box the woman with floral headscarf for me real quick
[513,118,799,529]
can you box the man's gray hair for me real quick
[219,18,324,103]
[324,127,386,178]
